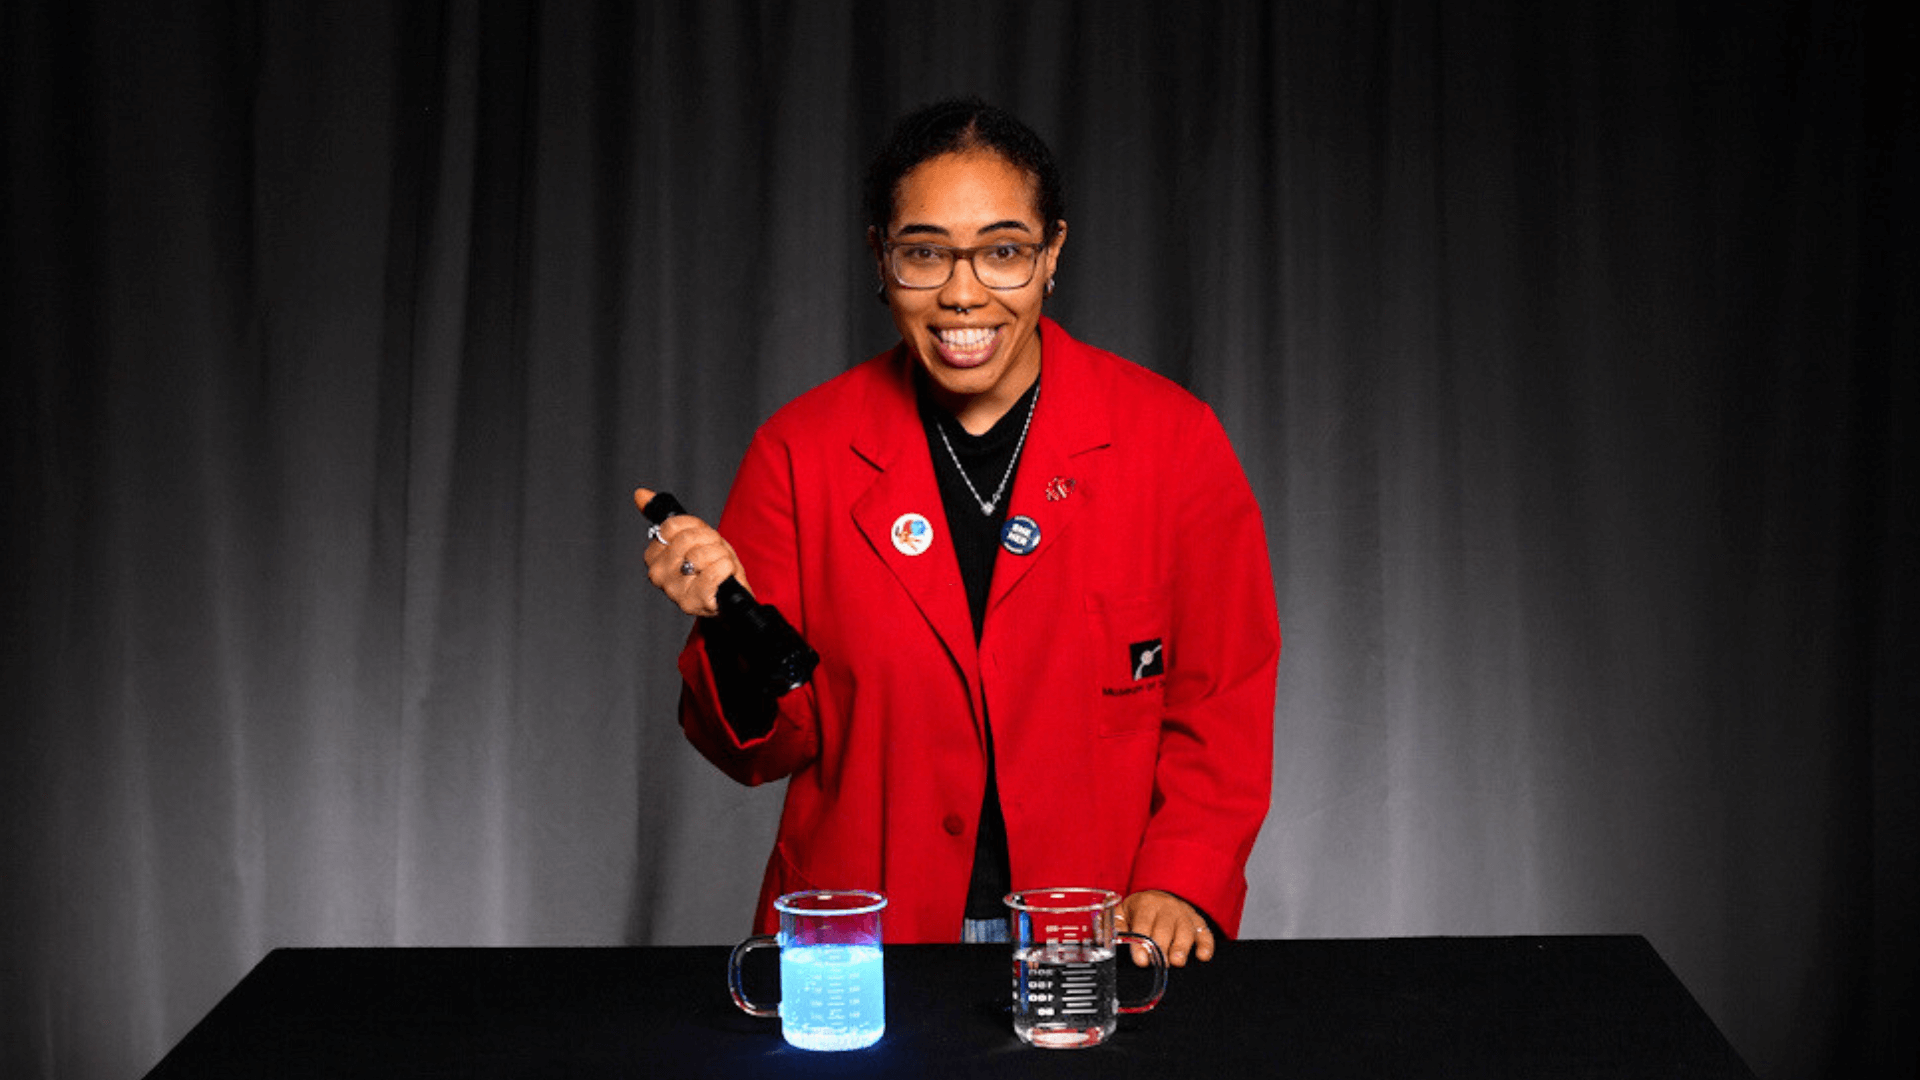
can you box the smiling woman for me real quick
[2,3,1890,1072]
[635,99,1280,972]
[869,150,1064,432]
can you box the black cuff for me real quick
[702,616,778,741]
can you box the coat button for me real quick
[942,813,965,836]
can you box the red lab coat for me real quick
[678,319,1279,942]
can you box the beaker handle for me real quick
[1115,931,1168,1014]
[727,934,781,1017]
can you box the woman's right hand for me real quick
[634,487,754,618]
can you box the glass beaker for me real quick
[727,889,887,1051]
[1005,887,1167,1048]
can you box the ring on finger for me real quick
[647,524,665,545]
[679,559,699,576]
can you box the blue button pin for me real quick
[1000,515,1041,556]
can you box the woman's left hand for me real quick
[1115,890,1215,968]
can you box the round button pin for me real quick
[891,512,935,556]
[1000,515,1041,556]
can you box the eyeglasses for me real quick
[881,239,1047,290]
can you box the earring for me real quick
[1045,277,1056,297]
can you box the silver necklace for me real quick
[937,383,1038,515]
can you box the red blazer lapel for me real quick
[987,319,1112,616]
[847,351,983,706]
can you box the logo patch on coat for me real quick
[1129,639,1165,680]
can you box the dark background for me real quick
[3,2,1912,1078]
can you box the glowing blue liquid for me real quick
[778,943,885,1051]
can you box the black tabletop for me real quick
[143,936,1753,1079]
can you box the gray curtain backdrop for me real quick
[3,2,1912,1078]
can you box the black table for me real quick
[144,936,1753,1078]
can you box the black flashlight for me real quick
[641,491,819,695]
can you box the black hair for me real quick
[862,97,1066,240]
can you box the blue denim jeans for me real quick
[961,916,1011,944]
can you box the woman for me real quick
[638,99,1278,967]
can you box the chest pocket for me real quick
[1084,588,1169,736]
